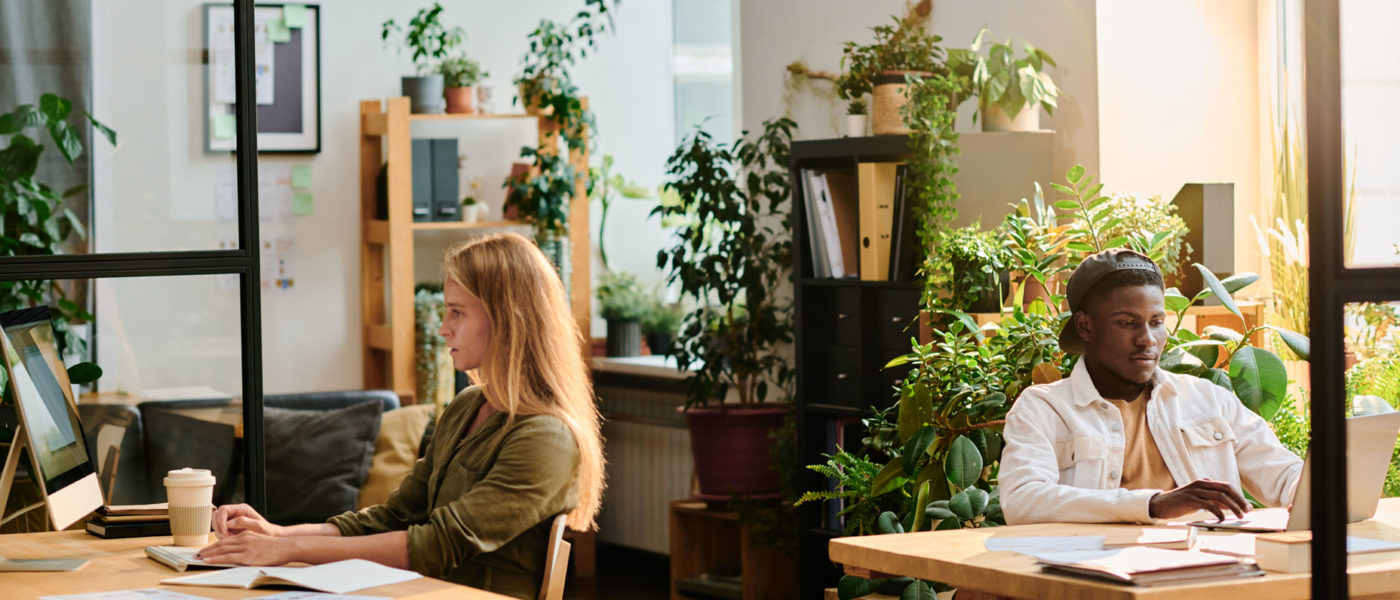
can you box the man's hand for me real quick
[1148,479,1249,521]
[195,531,294,566]
[212,503,283,538]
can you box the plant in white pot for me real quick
[653,117,797,502]
[439,54,487,114]
[845,98,868,137]
[381,3,464,114]
[947,28,1060,132]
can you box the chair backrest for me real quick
[538,513,571,600]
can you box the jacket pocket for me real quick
[1064,437,1107,488]
[1180,415,1237,479]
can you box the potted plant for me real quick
[844,98,867,137]
[504,148,576,286]
[928,223,1011,313]
[595,271,648,357]
[947,28,1060,132]
[654,117,797,500]
[590,154,654,271]
[458,178,482,222]
[439,54,487,114]
[641,297,683,358]
[838,14,954,135]
[381,3,464,114]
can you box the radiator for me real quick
[596,383,692,554]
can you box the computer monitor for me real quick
[0,306,103,530]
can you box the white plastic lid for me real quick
[164,467,216,487]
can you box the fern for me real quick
[1348,355,1400,402]
[796,449,887,536]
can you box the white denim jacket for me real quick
[1000,361,1303,525]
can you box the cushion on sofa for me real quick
[356,403,435,509]
[264,400,382,524]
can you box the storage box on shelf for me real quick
[358,97,591,403]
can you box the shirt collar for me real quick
[1068,359,1177,407]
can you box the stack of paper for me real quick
[1035,547,1264,586]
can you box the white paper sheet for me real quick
[39,589,211,600]
[984,535,1106,560]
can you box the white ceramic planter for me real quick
[845,114,868,137]
[981,102,1040,132]
[461,204,482,223]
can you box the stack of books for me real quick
[1035,546,1264,586]
[86,503,170,538]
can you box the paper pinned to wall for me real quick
[211,11,275,105]
[211,114,236,140]
[272,235,296,290]
[267,18,291,43]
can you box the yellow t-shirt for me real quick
[1106,387,1177,491]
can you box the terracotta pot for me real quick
[684,405,786,500]
[870,71,933,135]
[981,102,1040,132]
[444,86,476,114]
[1010,272,1054,310]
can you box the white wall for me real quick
[1096,1,1266,280]
[1341,0,1400,267]
[92,0,675,395]
[739,0,1100,180]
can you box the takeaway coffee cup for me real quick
[164,468,216,546]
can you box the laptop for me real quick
[1190,411,1400,532]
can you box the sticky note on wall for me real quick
[291,165,312,188]
[212,114,236,139]
[267,18,290,42]
[292,192,313,216]
[283,5,306,28]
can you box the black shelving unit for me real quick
[790,135,922,598]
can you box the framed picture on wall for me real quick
[203,3,321,153]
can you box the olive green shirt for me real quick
[328,386,580,599]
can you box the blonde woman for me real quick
[201,232,605,600]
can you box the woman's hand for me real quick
[212,503,283,538]
[196,531,295,566]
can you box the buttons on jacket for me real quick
[1109,470,1120,480]
[1214,431,1224,441]
[1111,424,1122,433]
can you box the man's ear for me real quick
[1073,310,1093,345]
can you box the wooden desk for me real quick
[0,530,512,599]
[830,498,1400,599]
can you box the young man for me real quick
[999,249,1303,525]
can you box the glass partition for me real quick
[1340,0,1400,268]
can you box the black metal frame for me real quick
[1305,0,1400,595]
[0,0,265,513]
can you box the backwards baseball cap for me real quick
[1058,248,1163,354]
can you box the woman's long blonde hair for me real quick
[443,232,604,531]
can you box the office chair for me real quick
[538,513,572,600]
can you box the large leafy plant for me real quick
[0,94,113,404]
[514,0,615,150]
[1,94,114,357]
[504,148,575,239]
[947,28,1059,123]
[653,118,796,408]
[381,3,465,76]
[900,73,964,305]
[926,223,1011,312]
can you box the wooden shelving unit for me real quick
[358,97,591,401]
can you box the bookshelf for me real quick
[358,97,591,402]
[789,132,1054,598]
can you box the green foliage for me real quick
[413,287,449,405]
[1160,265,1305,421]
[947,28,1059,122]
[594,270,648,321]
[926,223,1011,312]
[998,186,1074,308]
[438,54,486,87]
[837,16,949,101]
[654,118,797,407]
[1097,193,1193,280]
[514,0,615,151]
[640,296,683,336]
[1348,354,1400,404]
[381,3,465,75]
[899,73,963,305]
[846,98,867,115]
[589,154,653,271]
[1347,302,1400,362]
[504,148,575,239]
[1,94,115,360]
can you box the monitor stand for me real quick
[0,425,45,527]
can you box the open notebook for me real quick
[161,559,421,594]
